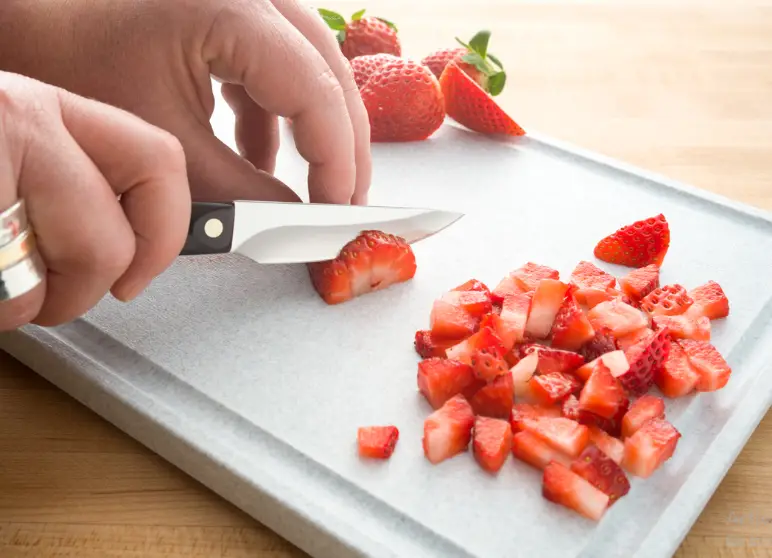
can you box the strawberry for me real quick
[440,289,493,318]
[616,327,654,351]
[361,59,445,142]
[593,214,670,268]
[319,8,401,59]
[587,426,624,465]
[550,288,595,351]
[686,280,730,320]
[655,340,700,398]
[640,284,694,316]
[578,328,619,363]
[470,372,514,418]
[439,61,525,136]
[570,445,631,505]
[524,279,570,339]
[308,230,416,305]
[417,358,478,409]
[542,461,610,521]
[574,350,629,382]
[619,264,660,302]
[563,394,628,438]
[621,395,666,439]
[622,417,681,478]
[510,402,563,432]
[529,372,583,405]
[569,261,617,306]
[619,326,671,395]
[357,426,399,459]
[496,292,533,349]
[512,430,572,470]
[422,394,476,464]
[453,278,491,296]
[473,416,513,473]
[520,416,590,458]
[510,351,539,400]
[469,347,510,381]
[446,326,505,366]
[429,299,478,340]
[578,362,628,421]
[652,314,710,341]
[414,330,457,359]
[490,275,527,304]
[349,53,401,89]
[511,263,561,292]
[520,345,586,375]
[587,298,648,338]
[678,339,732,392]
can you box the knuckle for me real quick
[81,234,136,281]
[316,66,346,105]
[150,129,187,170]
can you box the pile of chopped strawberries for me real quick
[354,214,732,522]
[318,9,524,141]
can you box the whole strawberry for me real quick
[349,53,400,89]
[360,59,445,142]
[318,8,400,60]
[422,31,506,96]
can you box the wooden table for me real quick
[2,1,771,556]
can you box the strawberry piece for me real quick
[621,395,666,439]
[430,299,478,340]
[422,394,475,464]
[357,426,399,459]
[510,351,539,401]
[622,418,681,478]
[574,350,629,382]
[582,288,619,310]
[422,47,469,80]
[349,53,401,89]
[520,345,586,375]
[469,348,509,381]
[570,445,630,505]
[587,299,648,338]
[510,402,563,432]
[439,61,526,136]
[563,394,628,438]
[652,314,710,341]
[320,9,401,59]
[440,289,493,318]
[641,284,693,317]
[542,461,610,521]
[511,263,560,292]
[619,326,671,395]
[678,339,732,392]
[655,340,700,398]
[308,230,416,304]
[524,279,570,339]
[521,416,590,458]
[587,426,624,465]
[686,280,730,320]
[446,327,506,366]
[569,261,618,307]
[497,292,533,349]
[512,430,572,470]
[473,417,513,473]
[453,278,491,295]
[414,330,457,359]
[490,275,527,304]
[550,289,595,351]
[417,358,478,409]
[619,264,660,302]
[593,214,670,268]
[578,328,619,362]
[529,372,583,405]
[470,372,514,418]
[617,327,654,351]
[578,362,628,420]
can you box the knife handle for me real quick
[180,202,236,256]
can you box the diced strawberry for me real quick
[417,358,478,409]
[622,418,681,478]
[470,372,514,418]
[575,350,629,382]
[511,262,560,292]
[446,326,505,365]
[655,340,700,398]
[473,416,513,473]
[512,430,572,470]
[430,299,478,340]
[440,289,493,318]
[550,288,595,351]
[357,426,399,459]
[563,394,628,438]
[490,275,527,305]
[469,348,509,382]
[652,314,710,341]
[510,402,563,432]
[453,279,491,296]
[579,328,619,362]
[498,292,533,349]
[678,339,732,392]
[619,326,671,395]
[587,426,624,465]
[570,261,617,291]
[640,284,694,316]
[578,362,628,420]
[617,327,654,351]
[686,280,730,320]
[593,214,670,268]
[621,395,666,439]
[520,416,590,458]
[521,345,586,375]
[414,330,457,359]
[570,445,630,505]
[422,394,476,464]
[587,299,649,338]
[510,351,539,400]
[542,461,609,521]
[529,372,583,405]
[619,264,660,302]
[581,287,618,310]
[525,279,570,339]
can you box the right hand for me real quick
[0,71,192,330]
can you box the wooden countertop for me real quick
[2,1,771,556]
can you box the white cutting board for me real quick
[2,87,772,558]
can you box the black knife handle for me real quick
[180,202,236,255]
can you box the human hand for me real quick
[0,0,371,206]
[0,71,191,330]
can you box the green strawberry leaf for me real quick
[455,37,472,51]
[461,52,490,75]
[318,8,346,31]
[376,17,398,31]
[487,71,506,96]
[337,29,346,43]
[351,9,366,20]
[468,30,491,59]
[487,53,504,70]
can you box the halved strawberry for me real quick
[550,288,595,351]
[616,327,654,351]
[587,426,624,465]
[574,350,629,382]
[470,372,514,418]
[473,416,513,473]
[619,326,671,395]
[417,358,478,409]
[429,299,479,340]
[542,461,609,521]
[308,230,416,304]
[619,264,660,302]
[357,425,399,459]
[570,445,630,505]
[520,416,590,458]
[440,289,492,318]
[678,339,732,392]
[686,280,730,320]
[654,340,700,398]
[510,402,563,432]
[593,214,670,268]
[652,314,710,341]
[529,372,583,405]
[578,362,628,420]
[622,417,681,478]
[521,345,586,375]
[510,351,539,401]
[587,299,649,338]
[578,328,619,363]
[490,275,527,305]
[511,263,560,292]
[525,279,570,339]
[423,394,476,464]
[621,395,666,439]
[512,430,572,470]
[446,326,505,365]
[640,284,693,316]
[414,330,457,359]
[563,394,628,438]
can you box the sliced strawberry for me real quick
[525,279,570,339]
[422,394,475,464]
[453,278,491,296]
[587,426,624,465]
[655,340,700,398]
[521,345,586,375]
[686,280,730,320]
[469,347,509,381]
[510,402,563,432]
[417,358,478,409]
[550,289,595,351]
[446,326,505,365]
[473,417,513,473]
[429,299,478,340]
[414,330,457,359]
[510,351,539,401]
[619,326,671,395]
[542,461,609,521]
[575,350,629,382]
[678,339,732,392]
[440,289,492,318]
[578,328,619,363]
[593,214,670,268]
[470,372,514,418]
[622,395,666,439]
[570,445,630,505]
[512,430,572,470]
[357,425,399,459]
[497,292,533,349]
[511,262,560,292]
[587,299,649,338]
[617,327,654,351]
[619,264,660,302]
[640,284,693,316]
[490,275,527,305]
[529,372,583,405]
[570,261,617,291]
[520,416,590,458]
[578,362,628,420]
[652,314,710,341]
[622,417,681,478]
[563,394,627,438]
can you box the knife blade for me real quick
[180,201,464,264]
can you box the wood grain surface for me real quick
[2,0,772,556]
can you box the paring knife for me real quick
[180,201,464,264]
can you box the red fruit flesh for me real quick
[575,350,629,382]
[469,347,510,381]
[687,280,730,320]
[655,340,700,398]
[621,395,666,439]
[550,289,596,351]
[423,394,476,464]
[578,362,628,421]
[357,426,399,459]
[678,339,732,392]
[619,264,660,302]
[511,263,560,292]
[542,461,610,521]
[440,289,493,318]
[587,299,649,338]
[617,327,654,352]
[570,445,631,505]
[453,279,491,295]
[587,426,624,465]
[622,418,681,478]
[473,417,513,473]
[414,330,457,359]
[422,47,468,79]
[491,275,527,304]
[525,279,570,339]
[570,261,617,292]
[563,394,628,438]
[349,53,401,89]
[446,327,506,366]
[510,403,563,432]
[429,299,478,340]
[641,284,694,316]
[417,358,478,409]
[341,16,401,59]
[512,430,572,470]
[593,214,670,268]
[521,345,586,375]
[529,372,583,405]
[579,328,619,363]
[470,372,514,419]
[520,417,590,458]
[619,326,671,395]
[652,314,711,342]
[496,293,533,349]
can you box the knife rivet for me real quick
[204,218,224,239]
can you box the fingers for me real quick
[221,83,280,174]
